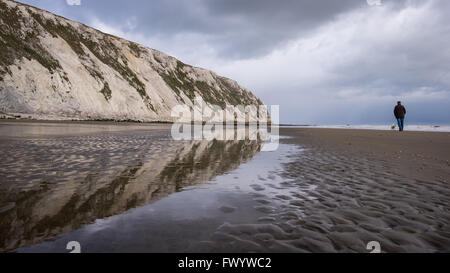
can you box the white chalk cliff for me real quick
[0,0,263,122]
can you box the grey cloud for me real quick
[18,0,379,58]
[18,0,416,59]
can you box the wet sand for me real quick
[281,128,450,182]
[271,128,450,252]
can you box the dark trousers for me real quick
[396,118,404,131]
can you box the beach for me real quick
[281,128,450,182]
[190,128,450,252]
[1,121,449,252]
[273,128,450,252]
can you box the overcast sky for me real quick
[18,0,450,125]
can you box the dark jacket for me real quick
[394,105,406,119]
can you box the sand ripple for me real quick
[201,146,450,252]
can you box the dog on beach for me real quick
[391,124,396,130]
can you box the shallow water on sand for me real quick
[0,122,301,252]
[14,143,305,253]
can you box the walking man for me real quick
[394,101,406,131]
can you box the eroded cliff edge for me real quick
[0,0,263,122]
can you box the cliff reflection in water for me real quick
[0,126,262,252]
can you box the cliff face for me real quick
[0,0,263,122]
